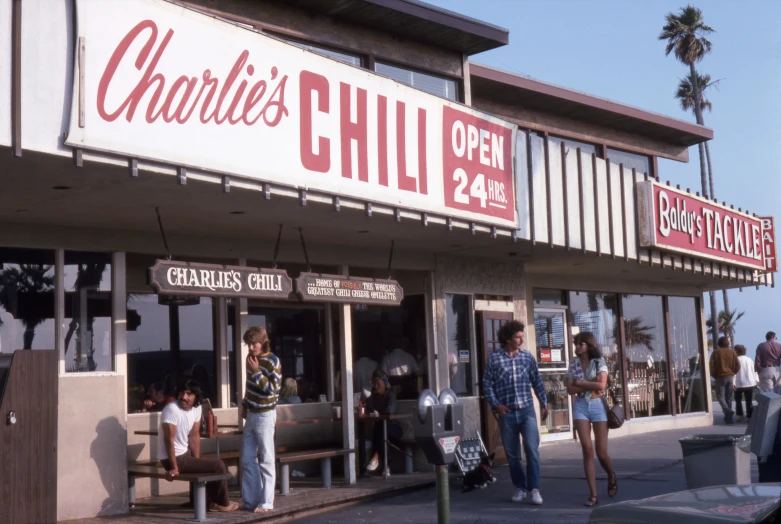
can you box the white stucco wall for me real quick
[57,375,128,521]
[21,0,74,156]
[0,0,12,148]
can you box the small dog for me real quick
[461,452,496,492]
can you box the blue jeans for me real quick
[498,406,541,491]
[241,410,276,510]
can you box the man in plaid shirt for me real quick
[483,320,548,505]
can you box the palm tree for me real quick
[64,262,108,371]
[707,309,745,348]
[659,5,718,348]
[620,317,656,352]
[677,72,732,318]
[0,265,55,349]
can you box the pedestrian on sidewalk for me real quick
[733,344,758,422]
[709,336,740,425]
[566,332,617,507]
[483,320,548,506]
[755,331,781,392]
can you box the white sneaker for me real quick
[366,457,379,471]
[529,489,543,505]
[511,488,526,503]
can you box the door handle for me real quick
[7,411,16,425]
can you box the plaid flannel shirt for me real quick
[483,348,547,412]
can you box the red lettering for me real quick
[377,95,388,187]
[299,71,330,173]
[340,83,368,182]
[396,102,417,193]
[417,107,428,195]
[97,21,287,128]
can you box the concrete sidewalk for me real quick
[294,405,755,524]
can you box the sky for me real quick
[425,0,781,357]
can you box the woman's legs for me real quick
[574,419,597,499]
[592,421,616,497]
[735,388,745,418]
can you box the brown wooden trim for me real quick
[606,161,616,259]
[619,164,629,262]
[263,28,369,67]
[560,141,570,251]
[694,295,709,414]
[662,296,677,416]
[616,295,631,422]
[599,144,608,160]
[544,135,553,247]
[470,63,713,142]
[11,0,22,157]
[527,131,536,246]
[577,148,586,254]
[652,156,660,181]
[592,154,601,257]
[633,168,641,265]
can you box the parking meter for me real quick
[414,389,464,524]
[414,388,465,465]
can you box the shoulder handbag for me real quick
[602,393,625,430]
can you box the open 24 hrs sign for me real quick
[442,107,515,222]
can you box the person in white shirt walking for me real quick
[733,344,759,422]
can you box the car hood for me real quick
[589,484,781,524]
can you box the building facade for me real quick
[0,0,775,521]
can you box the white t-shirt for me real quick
[353,357,378,399]
[157,402,202,460]
[735,355,759,388]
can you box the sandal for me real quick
[584,496,599,507]
[608,471,618,498]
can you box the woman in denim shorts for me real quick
[566,332,617,507]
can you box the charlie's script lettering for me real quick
[98,20,289,126]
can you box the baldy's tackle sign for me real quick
[149,260,293,299]
[295,273,404,306]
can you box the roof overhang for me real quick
[470,63,713,147]
[270,0,509,55]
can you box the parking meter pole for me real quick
[436,465,449,524]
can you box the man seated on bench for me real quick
[158,377,239,513]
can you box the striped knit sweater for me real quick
[244,353,282,413]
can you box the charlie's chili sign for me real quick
[637,181,771,271]
[66,0,517,228]
[149,260,293,299]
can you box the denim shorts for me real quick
[573,396,608,423]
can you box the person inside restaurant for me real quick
[364,369,403,476]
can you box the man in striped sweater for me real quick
[240,326,281,513]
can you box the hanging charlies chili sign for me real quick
[65,0,517,228]
[637,181,772,271]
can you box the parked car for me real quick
[588,484,781,523]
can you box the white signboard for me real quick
[66,0,518,228]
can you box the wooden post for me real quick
[338,265,356,484]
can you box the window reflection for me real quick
[0,248,56,353]
[621,295,670,417]
[669,297,706,413]
[64,251,112,372]
[126,295,215,412]
[607,148,651,175]
[569,292,623,409]
[446,294,472,396]
[375,62,458,101]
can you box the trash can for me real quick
[679,434,752,489]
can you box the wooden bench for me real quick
[127,464,231,522]
[276,448,354,495]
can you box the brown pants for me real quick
[161,450,230,507]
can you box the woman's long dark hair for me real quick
[574,331,602,360]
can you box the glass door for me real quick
[533,308,573,441]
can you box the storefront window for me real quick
[0,248,56,353]
[621,295,670,418]
[351,295,427,400]
[375,61,458,101]
[64,251,112,373]
[568,292,623,408]
[126,294,216,412]
[669,297,706,414]
[607,148,651,176]
[445,294,473,396]
[534,309,570,435]
[275,34,364,67]
[549,136,598,156]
